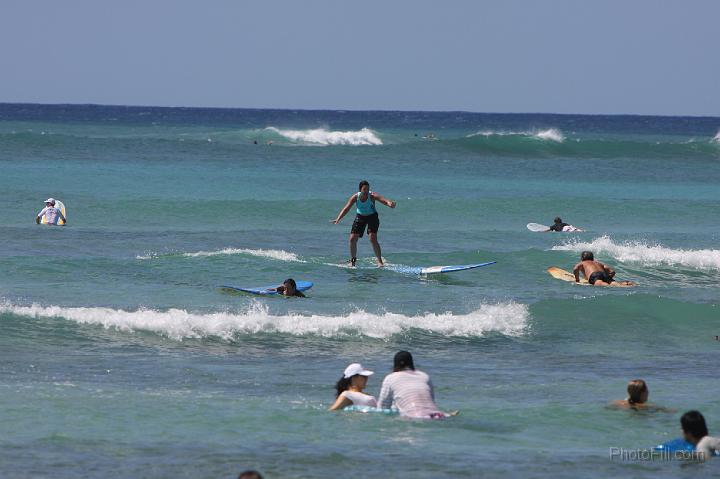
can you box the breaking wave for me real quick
[136,248,304,262]
[552,236,720,271]
[0,301,530,341]
[265,127,382,146]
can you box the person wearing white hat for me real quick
[329,363,378,411]
[36,198,66,226]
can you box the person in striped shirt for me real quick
[377,351,457,419]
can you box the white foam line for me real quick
[552,236,720,271]
[137,248,305,262]
[0,301,530,340]
[467,128,565,142]
[265,126,382,146]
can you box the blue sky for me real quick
[1,0,718,115]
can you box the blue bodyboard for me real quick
[220,280,313,295]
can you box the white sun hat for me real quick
[343,363,374,378]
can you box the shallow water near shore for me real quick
[1,104,719,478]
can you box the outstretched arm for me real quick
[371,192,396,209]
[331,195,357,224]
[59,212,67,225]
[572,262,583,282]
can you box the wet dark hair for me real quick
[554,217,562,224]
[335,375,352,397]
[283,278,297,289]
[681,410,709,440]
[393,351,415,372]
[358,180,370,191]
[626,379,647,404]
[581,251,594,261]
[238,471,263,479]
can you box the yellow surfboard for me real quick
[40,200,66,226]
[547,266,636,287]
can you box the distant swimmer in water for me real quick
[609,379,674,412]
[36,198,66,226]
[573,251,633,286]
[329,363,377,411]
[377,351,458,419]
[268,278,306,297]
[331,180,396,267]
[547,217,582,232]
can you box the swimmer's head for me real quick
[393,351,415,372]
[627,379,648,404]
[681,410,708,444]
[554,217,562,224]
[581,251,594,261]
[282,278,297,295]
[358,180,370,192]
[335,363,373,397]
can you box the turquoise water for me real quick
[1,104,719,478]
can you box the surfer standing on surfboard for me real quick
[331,180,396,267]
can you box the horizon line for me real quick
[1,101,718,120]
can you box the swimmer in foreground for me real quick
[377,351,458,419]
[609,379,674,412]
[329,363,377,411]
[36,198,66,226]
[268,278,306,297]
[681,410,720,461]
[572,251,634,286]
[331,180,396,267]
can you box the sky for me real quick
[1,0,718,116]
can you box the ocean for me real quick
[1,103,719,478]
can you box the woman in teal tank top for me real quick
[331,180,397,266]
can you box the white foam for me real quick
[712,131,720,143]
[0,302,530,340]
[467,128,565,142]
[552,236,720,271]
[533,128,565,142]
[266,127,382,146]
[137,248,304,262]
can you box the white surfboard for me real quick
[527,222,548,232]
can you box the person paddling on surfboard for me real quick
[36,198,66,226]
[547,217,582,232]
[268,278,306,297]
[331,180,396,267]
[572,251,620,286]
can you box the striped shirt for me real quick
[377,370,442,418]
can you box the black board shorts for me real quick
[588,271,611,285]
[351,213,380,237]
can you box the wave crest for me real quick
[552,236,720,271]
[265,127,382,146]
[0,302,530,340]
[467,128,565,143]
[137,248,304,262]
